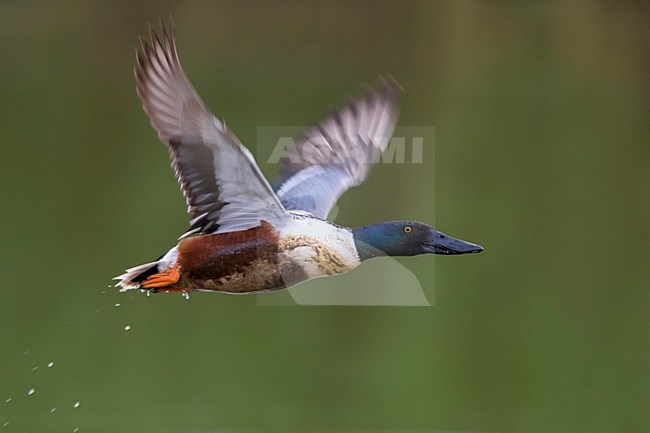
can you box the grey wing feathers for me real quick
[275,166,354,219]
[275,79,401,218]
[135,20,288,235]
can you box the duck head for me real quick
[351,221,483,261]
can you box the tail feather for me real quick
[114,261,160,292]
[115,247,179,292]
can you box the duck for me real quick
[115,21,483,295]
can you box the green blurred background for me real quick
[1,1,648,432]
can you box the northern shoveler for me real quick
[115,21,483,295]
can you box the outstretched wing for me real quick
[135,20,289,236]
[274,80,400,219]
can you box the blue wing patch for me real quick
[274,166,354,219]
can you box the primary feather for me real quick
[275,79,401,219]
[135,21,289,236]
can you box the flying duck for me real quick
[115,21,483,295]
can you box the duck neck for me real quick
[351,225,391,261]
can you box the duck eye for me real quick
[404,226,412,233]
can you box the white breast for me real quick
[278,214,361,282]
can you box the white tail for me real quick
[113,261,159,291]
[114,246,179,291]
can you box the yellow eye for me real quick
[404,226,412,233]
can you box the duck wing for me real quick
[274,80,400,219]
[135,21,289,236]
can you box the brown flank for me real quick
[175,221,286,293]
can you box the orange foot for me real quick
[142,263,180,289]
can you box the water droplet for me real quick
[124,325,131,331]
[50,408,56,413]
[27,388,35,396]
[115,303,121,308]
[73,401,80,408]
[47,361,55,368]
